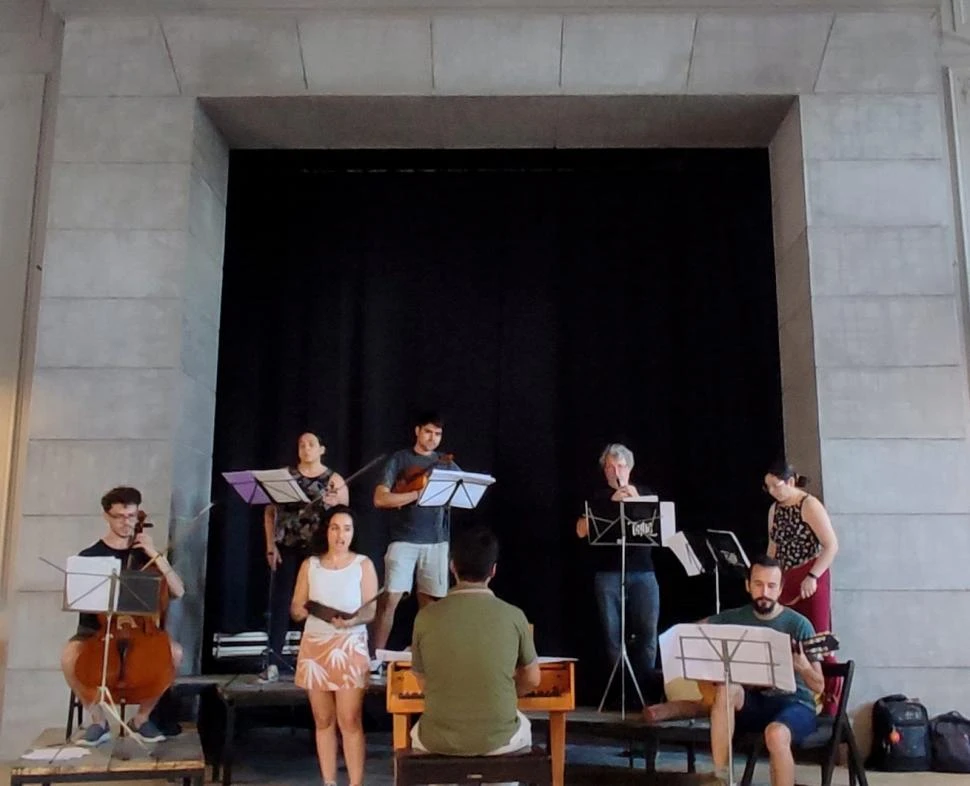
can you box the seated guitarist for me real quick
[647,556,824,786]
[409,525,541,755]
[370,410,459,665]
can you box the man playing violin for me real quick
[371,411,459,662]
[60,486,185,746]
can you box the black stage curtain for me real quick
[206,149,783,703]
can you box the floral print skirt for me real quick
[295,630,370,691]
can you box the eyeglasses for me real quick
[107,511,138,521]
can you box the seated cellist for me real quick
[60,486,185,746]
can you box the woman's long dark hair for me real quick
[308,504,357,555]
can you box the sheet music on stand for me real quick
[659,622,795,786]
[417,469,496,509]
[586,496,661,547]
[64,556,120,613]
[706,529,750,578]
[222,467,310,505]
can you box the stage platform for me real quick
[9,727,205,786]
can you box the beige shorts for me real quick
[384,541,449,597]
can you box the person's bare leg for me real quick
[336,689,366,786]
[764,722,795,786]
[643,699,708,723]
[371,591,405,652]
[710,684,744,774]
[131,641,183,727]
[61,640,106,726]
[308,690,339,784]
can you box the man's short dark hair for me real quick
[451,525,499,582]
[414,410,444,430]
[101,486,142,512]
[748,554,782,577]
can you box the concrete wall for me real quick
[1,0,968,753]
[0,0,59,750]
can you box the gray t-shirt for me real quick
[379,449,459,544]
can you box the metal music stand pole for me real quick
[594,500,646,719]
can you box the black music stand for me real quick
[223,469,311,676]
[586,495,663,718]
[705,529,750,614]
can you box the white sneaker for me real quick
[369,659,384,676]
[259,664,279,683]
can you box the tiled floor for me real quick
[4,724,967,786]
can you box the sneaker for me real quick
[77,722,110,747]
[369,659,384,676]
[259,664,279,683]
[128,718,165,743]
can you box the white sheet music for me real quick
[665,531,704,576]
[659,623,795,693]
[65,555,120,613]
[251,468,310,504]
[417,469,495,509]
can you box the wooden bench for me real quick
[394,746,552,786]
[9,727,205,786]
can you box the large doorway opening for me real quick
[206,147,782,704]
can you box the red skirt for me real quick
[781,561,840,716]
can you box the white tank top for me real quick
[303,554,367,639]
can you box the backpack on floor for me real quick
[929,711,970,772]
[866,694,931,772]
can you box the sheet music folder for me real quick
[417,469,496,509]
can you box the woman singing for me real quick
[291,505,377,786]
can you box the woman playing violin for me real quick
[370,411,459,660]
[61,486,185,746]
[262,432,348,681]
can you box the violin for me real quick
[391,453,455,494]
[72,511,175,706]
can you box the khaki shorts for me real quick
[384,541,449,598]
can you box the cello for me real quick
[72,511,176,708]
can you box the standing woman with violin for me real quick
[263,432,348,681]
[371,411,459,660]
[61,486,185,746]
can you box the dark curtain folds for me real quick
[206,149,783,703]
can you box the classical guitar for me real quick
[696,631,840,705]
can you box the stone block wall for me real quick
[1,1,969,752]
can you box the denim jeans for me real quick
[593,570,660,690]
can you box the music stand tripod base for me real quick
[586,499,660,719]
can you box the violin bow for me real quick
[298,453,386,518]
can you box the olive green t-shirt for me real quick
[412,588,537,755]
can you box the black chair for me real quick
[739,660,869,786]
[394,746,552,786]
